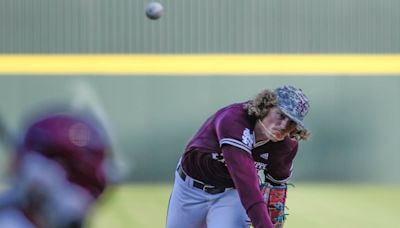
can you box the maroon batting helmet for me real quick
[16,112,111,199]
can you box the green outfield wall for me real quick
[0,77,399,183]
[0,0,399,53]
[0,0,399,183]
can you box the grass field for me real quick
[87,183,400,228]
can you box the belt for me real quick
[177,165,226,195]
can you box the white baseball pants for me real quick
[166,168,250,228]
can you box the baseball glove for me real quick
[261,183,288,228]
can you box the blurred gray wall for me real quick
[0,0,399,183]
[0,0,399,53]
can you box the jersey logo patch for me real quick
[254,161,267,170]
[69,123,91,147]
[211,152,225,163]
[260,153,269,160]
[241,128,254,149]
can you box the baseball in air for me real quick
[145,2,164,20]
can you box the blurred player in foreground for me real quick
[0,108,112,228]
[166,85,310,228]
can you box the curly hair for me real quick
[244,89,310,141]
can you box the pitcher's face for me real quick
[258,107,297,141]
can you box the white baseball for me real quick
[145,2,164,20]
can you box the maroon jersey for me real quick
[181,102,298,228]
[182,102,298,187]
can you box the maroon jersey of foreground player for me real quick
[0,110,112,228]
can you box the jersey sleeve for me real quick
[215,109,273,227]
[215,111,254,154]
[265,142,298,185]
[222,145,274,228]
